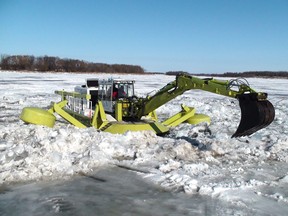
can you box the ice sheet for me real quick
[1,71,288,212]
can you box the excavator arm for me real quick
[135,74,275,137]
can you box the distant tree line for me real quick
[166,71,288,78]
[165,71,190,76]
[193,71,288,78]
[0,55,145,74]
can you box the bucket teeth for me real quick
[232,93,275,138]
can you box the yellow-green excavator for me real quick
[20,74,275,138]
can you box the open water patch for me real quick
[0,167,255,216]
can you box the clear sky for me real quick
[0,0,287,73]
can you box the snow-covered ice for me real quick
[1,71,288,214]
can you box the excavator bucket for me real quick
[232,93,275,138]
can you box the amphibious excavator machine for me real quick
[20,74,275,137]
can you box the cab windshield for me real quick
[113,82,134,99]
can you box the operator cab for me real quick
[98,79,135,113]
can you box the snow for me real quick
[1,71,288,213]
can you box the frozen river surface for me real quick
[1,71,288,215]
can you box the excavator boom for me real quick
[135,74,275,137]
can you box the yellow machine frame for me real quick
[20,74,274,137]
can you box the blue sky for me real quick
[0,0,287,73]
